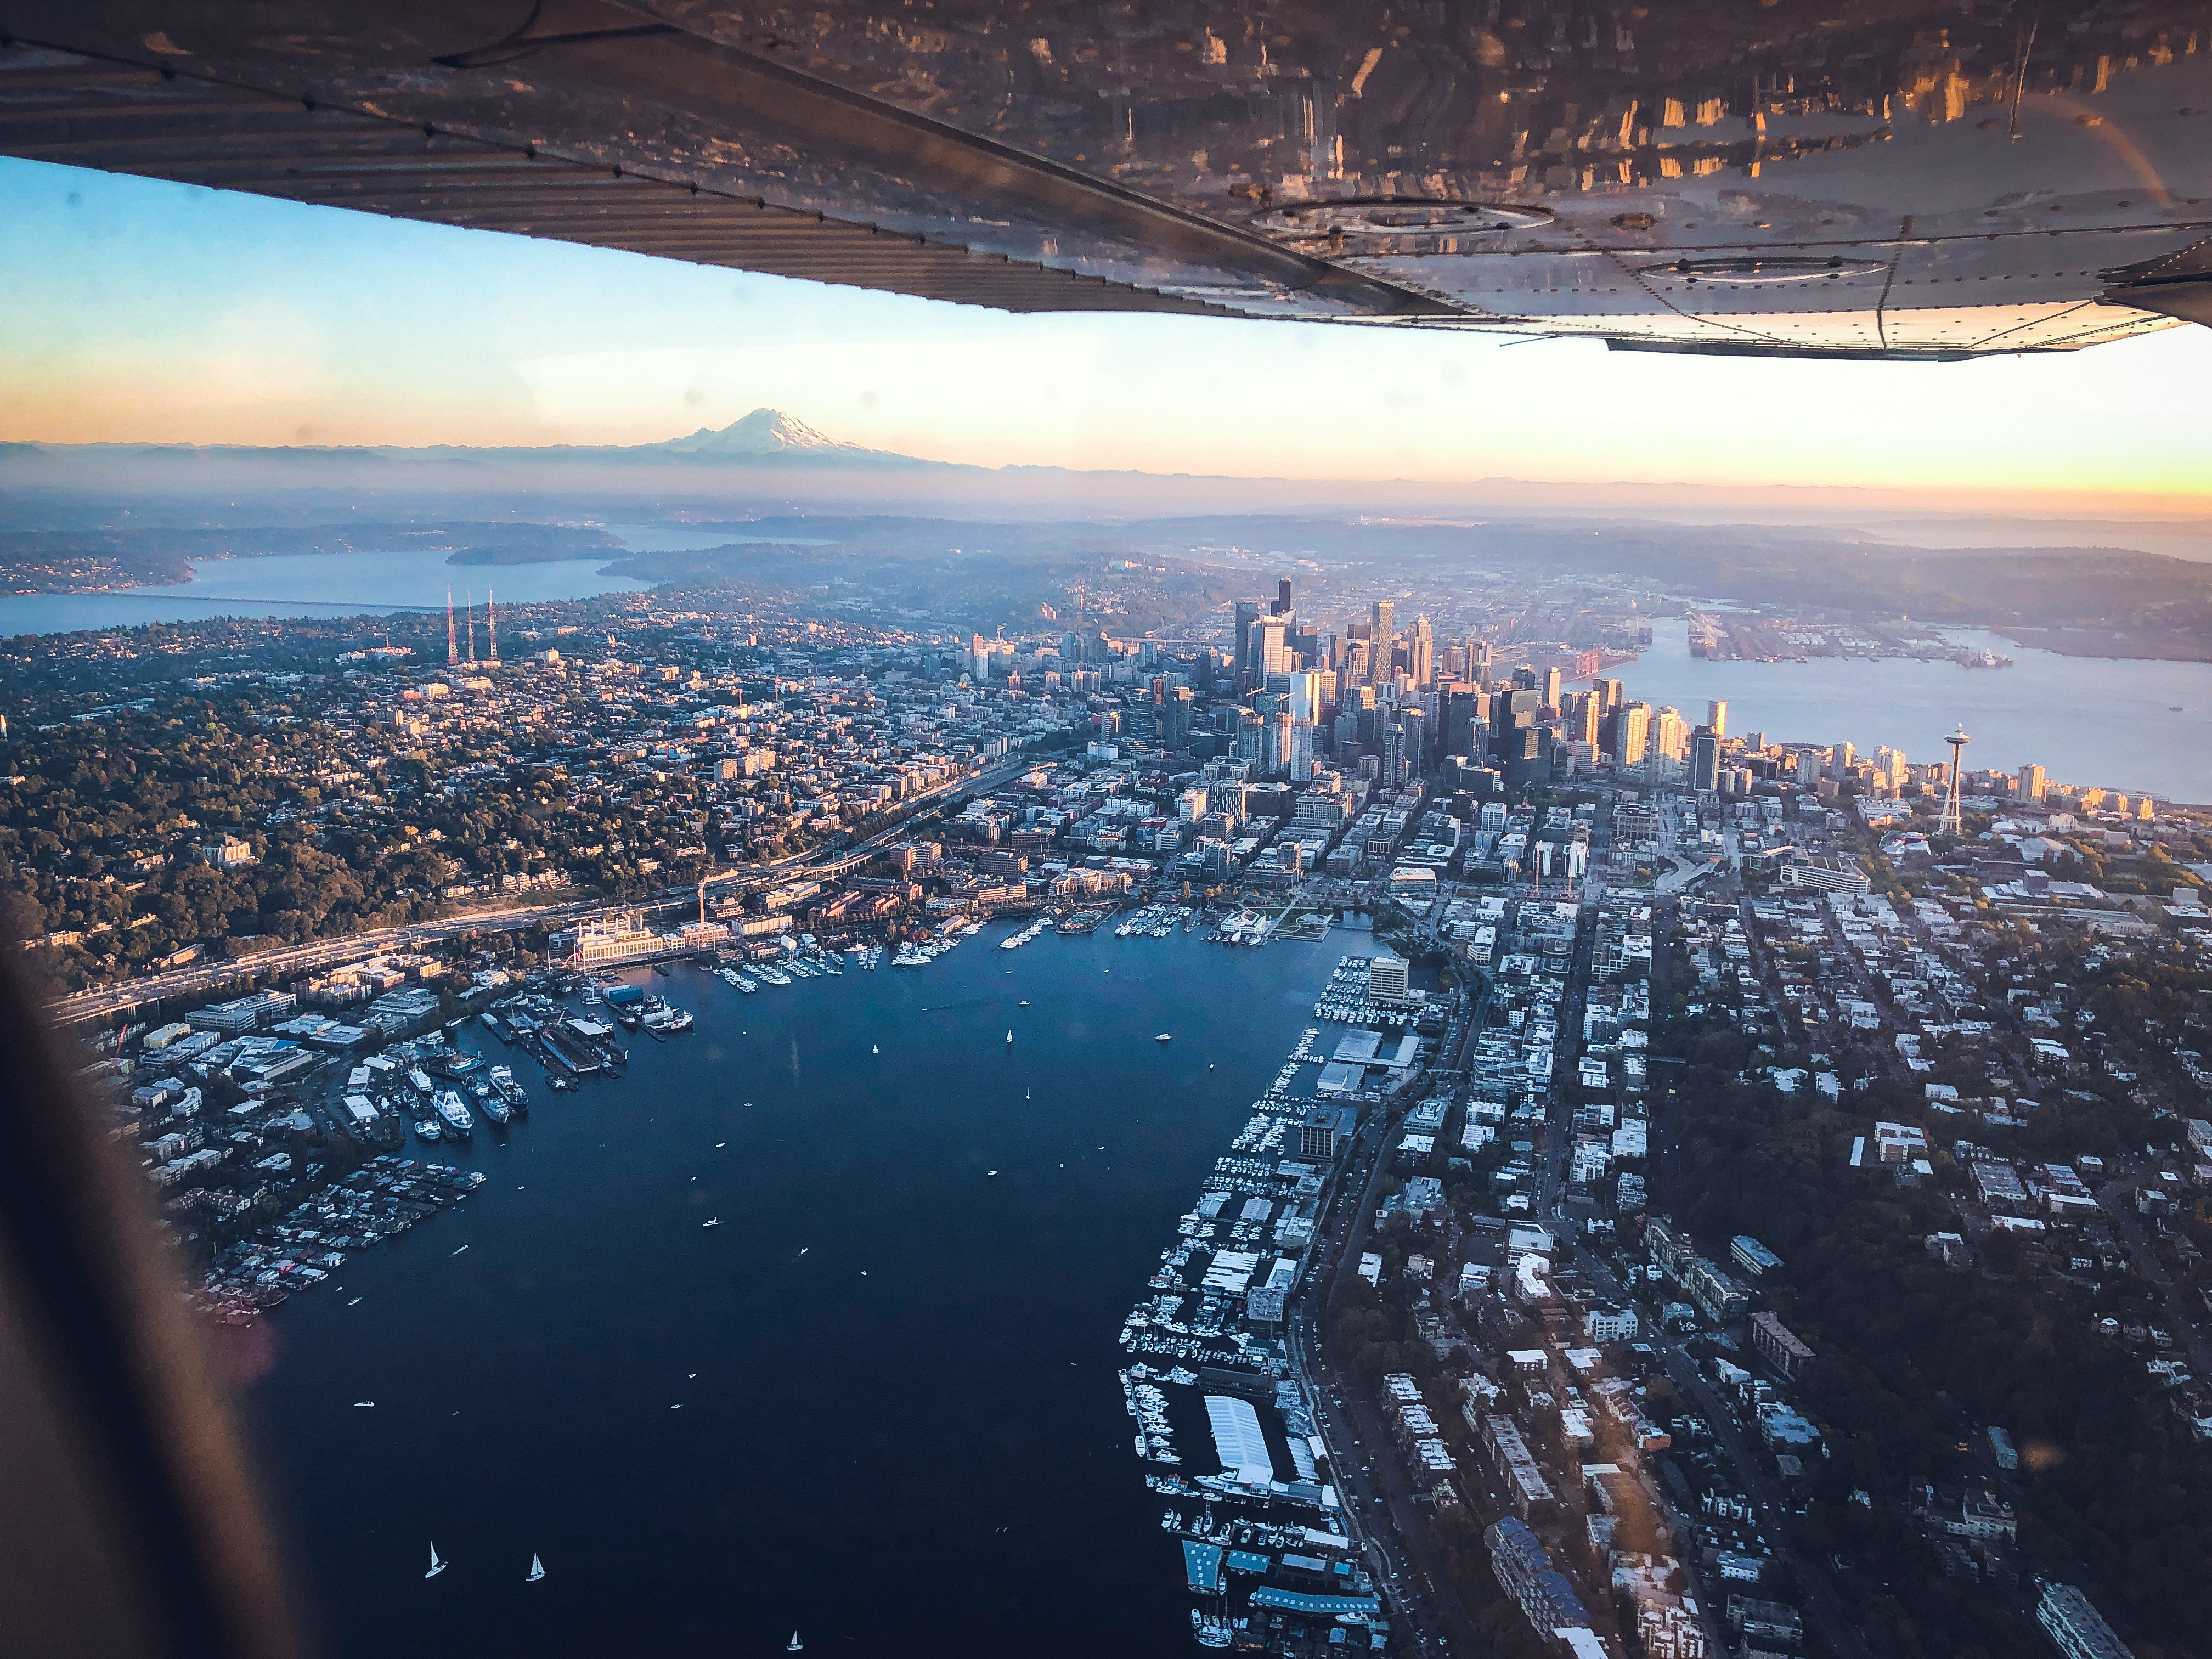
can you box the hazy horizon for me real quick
[4,156,2211,518]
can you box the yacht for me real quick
[413,1118,441,1143]
[434,1090,474,1138]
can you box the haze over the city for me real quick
[3,157,2209,514]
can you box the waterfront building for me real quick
[568,911,662,968]
[1367,956,1410,1004]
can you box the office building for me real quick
[1289,719,1315,781]
[1707,698,1728,738]
[1369,599,1395,682]
[1407,614,1434,688]
[1690,728,1723,792]
[1541,665,1562,708]
[1300,1104,1357,1161]
[1233,600,1261,680]
[1368,955,1410,1003]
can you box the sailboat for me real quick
[787,1635,804,1653]
[526,1554,545,1583]
[702,1216,720,1228]
[1006,1030,1013,1046]
[425,1543,447,1579]
[872,1045,878,1054]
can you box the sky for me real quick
[1,156,2209,507]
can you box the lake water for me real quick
[0,546,651,637]
[0,524,830,636]
[1616,620,2212,802]
[225,926,1336,1658]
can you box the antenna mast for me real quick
[445,588,458,665]
[465,591,477,667]
[487,588,499,665]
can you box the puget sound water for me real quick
[221,925,1339,1657]
[1621,619,2212,802]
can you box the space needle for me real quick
[1936,727,1971,836]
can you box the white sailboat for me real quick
[702,1216,720,1228]
[425,1543,447,1579]
[526,1554,545,1582]
[787,1634,804,1652]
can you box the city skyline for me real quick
[5,158,2211,510]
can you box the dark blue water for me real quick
[228,924,1335,1657]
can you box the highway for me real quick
[46,753,1034,1026]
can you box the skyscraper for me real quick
[1234,708,1265,764]
[1408,615,1434,689]
[1369,600,1395,684]
[1540,665,1562,709]
[1234,600,1262,678]
[1690,727,1722,792]
[1444,686,1483,757]
[1274,578,1293,616]
[1608,702,1651,767]
[1401,706,1428,777]
[1263,711,1293,775]
[1706,699,1728,739]
[1289,720,1315,782]
[1167,686,1194,749]
[2016,763,2046,802]
[1564,690,1600,747]
[1286,671,1322,725]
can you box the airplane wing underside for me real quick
[0,0,2208,356]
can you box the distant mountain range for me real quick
[0,409,943,471]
